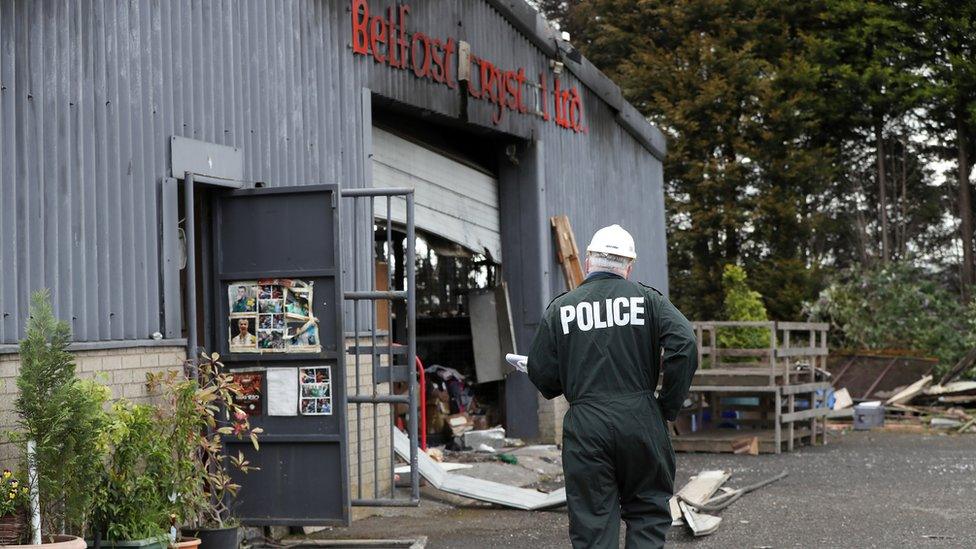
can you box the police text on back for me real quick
[558,297,645,335]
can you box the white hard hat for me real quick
[586,224,637,259]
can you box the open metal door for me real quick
[210,185,350,526]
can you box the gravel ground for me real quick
[302,430,976,548]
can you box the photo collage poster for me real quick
[300,366,333,415]
[228,279,321,354]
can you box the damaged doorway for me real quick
[370,120,517,446]
[378,227,514,447]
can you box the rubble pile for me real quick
[830,350,976,433]
[670,470,787,537]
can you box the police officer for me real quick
[528,224,698,548]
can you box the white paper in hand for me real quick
[506,353,528,373]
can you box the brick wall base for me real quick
[537,393,569,446]
[0,345,186,467]
[345,336,393,516]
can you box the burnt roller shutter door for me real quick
[371,127,502,261]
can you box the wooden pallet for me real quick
[672,428,813,454]
[550,215,584,290]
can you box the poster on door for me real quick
[231,372,263,416]
[228,279,320,354]
[300,366,333,416]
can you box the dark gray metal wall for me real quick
[0,0,666,345]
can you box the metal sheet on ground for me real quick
[392,430,566,510]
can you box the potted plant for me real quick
[87,402,172,549]
[0,469,30,544]
[148,353,261,549]
[14,290,108,547]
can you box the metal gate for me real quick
[342,187,420,507]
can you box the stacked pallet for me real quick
[671,322,832,454]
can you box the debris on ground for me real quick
[462,427,506,451]
[393,430,566,511]
[730,436,759,455]
[885,375,933,405]
[829,350,976,435]
[495,453,518,465]
[668,469,787,537]
[832,388,853,410]
[931,417,963,428]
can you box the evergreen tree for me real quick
[16,290,109,537]
[913,1,976,299]
[540,0,957,320]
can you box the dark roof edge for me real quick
[485,0,667,161]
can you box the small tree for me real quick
[15,290,109,539]
[718,264,771,349]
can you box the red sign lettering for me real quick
[351,0,585,134]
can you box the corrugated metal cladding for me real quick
[0,0,666,345]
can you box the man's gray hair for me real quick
[586,251,633,275]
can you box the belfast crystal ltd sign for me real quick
[351,0,586,133]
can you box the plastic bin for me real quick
[853,403,884,430]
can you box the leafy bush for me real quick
[148,353,261,529]
[15,290,109,538]
[718,264,771,349]
[805,263,976,375]
[90,402,172,542]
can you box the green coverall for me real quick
[528,271,698,548]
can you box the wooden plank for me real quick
[715,360,771,368]
[731,436,759,455]
[679,501,722,537]
[375,261,390,332]
[688,385,781,393]
[781,382,833,395]
[712,348,770,358]
[776,347,829,357]
[549,215,585,290]
[669,497,682,524]
[938,347,976,385]
[696,321,774,328]
[673,470,730,507]
[692,373,781,387]
[774,391,782,454]
[925,380,976,395]
[673,428,813,454]
[825,408,854,418]
[781,407,831,422]
[776,321,830,330]
[787,393,795,452]
[885,375,932,405]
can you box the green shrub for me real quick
[718,264,771,350]
[90,402,171,542]
[806,263,976,376]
